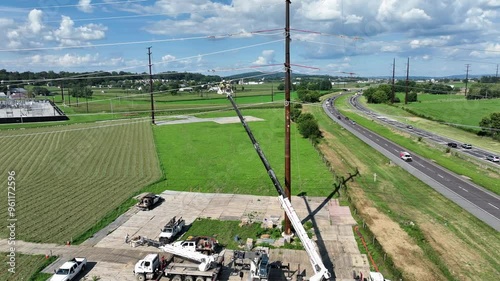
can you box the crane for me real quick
[217,83,332,281]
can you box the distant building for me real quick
[179,87,194,92]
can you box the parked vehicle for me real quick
[136,193,162,211]
[400,151,412,161]
[50,257,87,281]
[461,143,472,149]
[447,142,458,148]
[486,155,500,162]
[133,254,164,281]
[170,236,218,255]
[159,216,185,244]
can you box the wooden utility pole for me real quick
[496,64,498,83]
[148,47,155,124]
[391,58,395,103]
[284,0,292,235]
[464,64,470,97]
[60,82,64,103]
[405,57,409,104]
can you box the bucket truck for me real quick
[217,83,332,281]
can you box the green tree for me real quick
[319,79,332,91]
[407,91,418,102]
[297,113,322,141]
[32,86,51,96]
[372,90,389,104]
[479,112,500,140]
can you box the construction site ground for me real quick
[2,190,370,281]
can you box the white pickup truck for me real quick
[50,257,87,281]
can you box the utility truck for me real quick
[50,257,87,281]
[134,253,164,281]
[159,241,224,281]
[233,250,271,280]
[136,193,162,211]
[169,236,218,255]
[159,216,185,244]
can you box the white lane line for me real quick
[458,186,469,192]
[384,143,388,147]
[488,203,499,210]
[417,162,425,167]
[375,138,379,141]
[438,174,444,179]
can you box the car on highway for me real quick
[406,125,413,129]
[400,151,412,161]
[447,142,458,148]
[461,143,472,149]
[486,155,500,162]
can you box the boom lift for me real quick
[217,83,332,281]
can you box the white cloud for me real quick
[344,15,363,24]
[470,43,500,58]
[253,50,276,65]
[78,0,94,13]
[381,45,401,52]
[27,9,44,33]
[162,55,176,62]
[53,16,107,46]
[401,8,431,21]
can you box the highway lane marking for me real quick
[384,143,388,147]
[458,186,469,192]
[417,162,425,167]
[488,203,499,210]
[438,174,444,179]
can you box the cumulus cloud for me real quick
[52,16,107,46]
[78,0,94,13]
[162,54,176,62]
[470,43,500,58]
[253,50,276,65]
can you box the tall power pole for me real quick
[148,47,156,125]
[405,57,409,104]
[284,0,292,236]
[464,64,470,97]
[496,64,498,83]
[60,82,65,103]
[391,58,395,103]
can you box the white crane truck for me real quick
[218,85,332,281]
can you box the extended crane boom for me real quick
[219,84,332,281]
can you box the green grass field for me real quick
[310,98,500,280]
[394,93,500,129]
[0,120,162,243]
[150,108,334,196]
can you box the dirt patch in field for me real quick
[418,220,487,280]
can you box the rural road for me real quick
[323,95,500,231]
[349,93,500,166]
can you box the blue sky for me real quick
[0,0,499,78]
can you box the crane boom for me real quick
[221,86,332,281]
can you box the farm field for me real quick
[309,98,500,280]
[0,119,162,243]
[0,253,55,281]
[151,108,335,197]
[358,93,500,154]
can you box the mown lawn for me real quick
[151,108,335,197]
[0,253,55,281]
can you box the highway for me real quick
[349,93,500,166]
[323,95,500,231]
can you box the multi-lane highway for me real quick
[348,93,500,166]
[323,95,500,231]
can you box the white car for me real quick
[486,155,499,162]
[400,151,412,161]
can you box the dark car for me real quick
[461,143,472,149]
[406,125,413,129]
[447,142,458,148]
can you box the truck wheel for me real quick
[195,277,204,281]
[185,276,194,281]
[136,273,146,281]
[171,275,182,281]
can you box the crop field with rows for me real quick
[0,119,162,243]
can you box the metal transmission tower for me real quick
[147,47,156,124]
[405,57,409,105]
[391,58,395,103]
[464,64,470,97]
